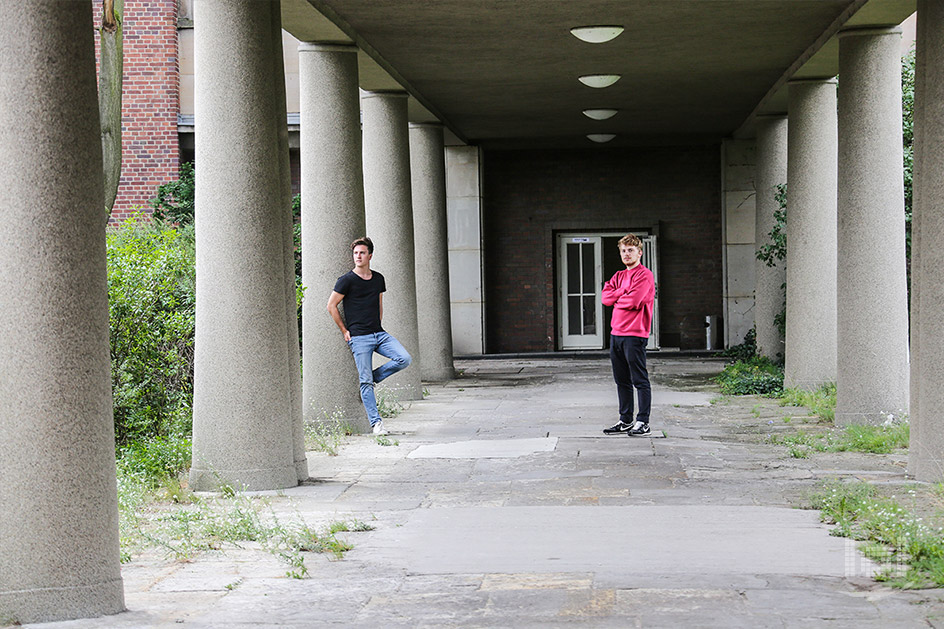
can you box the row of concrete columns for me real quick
[754,21,944,477]
[191,14,453,478]
[298,45,454,435]
[2,5,456,621]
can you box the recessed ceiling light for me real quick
[578,74,621,89]
[583,109,619,120]
[587,134,616,143]
[570,26,624,44]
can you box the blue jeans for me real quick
[348,331,412,426]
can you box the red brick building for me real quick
[93,0,179,224]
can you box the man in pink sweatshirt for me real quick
[601,234,655,436]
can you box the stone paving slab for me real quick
[408,437,559,459]
[359,504,858,580]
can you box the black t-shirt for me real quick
[333,270,385,337]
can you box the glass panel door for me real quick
[559,236,603,349]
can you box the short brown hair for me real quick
[351,237,374,254]
[618,233,643,253]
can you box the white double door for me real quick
[559,236,605,349]
[557,232,659,350]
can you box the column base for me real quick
[295,457,310,482]
[189,465,298,492]
[0,578,125,625]
[834,410,901,427]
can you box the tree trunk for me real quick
[99,0,123,221]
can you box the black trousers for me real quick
[610,334,651,424]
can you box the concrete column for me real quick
[835,28,909,425]
[446,146,486,355]
[190,0,296,491]
[269,4,307,482]
[409,123,455,381]
[0,3,125,622]
[362,91,423,400]
[784,80,838,390]
[910,1,944,480]
[298,43,369,432]
[754,116,788,360]
[722,139,757,348]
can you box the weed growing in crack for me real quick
[376,384,406,418]
[305,408,354,456]
[117,472,368,577]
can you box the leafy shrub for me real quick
[117,434,192,488]
[716,327,756,361]
[150,161,195,225]
[716,356,784,395]
[107,216,195,445]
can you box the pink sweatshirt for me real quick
[601,264,655,338]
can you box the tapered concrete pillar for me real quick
[835,28,909,425]
[0,3,125,622]
[784,80,838,390]
[910,1,944,480]
[269,5,307,482]
[299,43,369,432]
[362,91,423,400]
[754,115,788,360]
[190,1,296,491]
[410,123,455,381]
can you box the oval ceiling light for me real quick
[578,74,621,89]
[583,108,619,120]
[587,134,616,143]
[570,26,624,44]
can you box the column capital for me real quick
[298,42,358,54]
[361,89,409,100]
[838,26,902,39]
[787,77,837,86]
[409,121,444,130]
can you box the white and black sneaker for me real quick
[603,421,632,435]
[372,421,388,436]
[627,421,651,436]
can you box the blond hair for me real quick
[618,233,643,253]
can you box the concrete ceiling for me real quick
[282,0,915,148]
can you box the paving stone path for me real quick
[33,356,944,628]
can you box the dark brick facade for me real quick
[483,146,723,352]
[93,0,180,225]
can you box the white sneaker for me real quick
[372,421,388,436]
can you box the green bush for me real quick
[150,161,195,225]
[107,216,195,445]
[716,327,756,361]
[716,356,784,396]
[117,434,192,488]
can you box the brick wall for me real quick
[483,146,722,352]
[93,0,180,225]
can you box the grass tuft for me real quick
[768,422,909,456]
[779,383,837,422]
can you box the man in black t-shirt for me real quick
[327,237,412,435]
